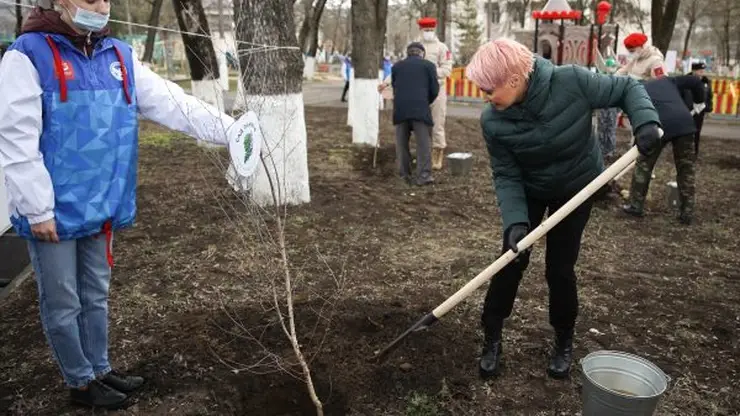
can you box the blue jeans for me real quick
[27,234,112,388]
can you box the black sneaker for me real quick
[100,370,145,393]
[69,379,128,410]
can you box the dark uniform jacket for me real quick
[643,75,706,140]
[390,55,439,126]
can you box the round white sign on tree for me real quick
[228,110,263,180]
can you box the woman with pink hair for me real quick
[465,38,663,380]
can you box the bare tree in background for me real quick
[297,0,313,50]
[651,0,681,55]
[352,0,388,70]
[142,0,166,62]
[306,0,328,57]
[706,0,739,65]
[435,0,447,41]
[679,0,702,58]
[172,0,220,80]
[507,0,533,28]
[15,0,22,38]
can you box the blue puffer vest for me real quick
[8,33,139,242]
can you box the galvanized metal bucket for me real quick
[580,350,671,416]
[446,152,473,176]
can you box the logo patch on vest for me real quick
[55,61,75,80]
[110,61,123,81]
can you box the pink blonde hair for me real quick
[465,38,535,91]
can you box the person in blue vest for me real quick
[382,55,392,79]
[0,1,240,410]
[340,54,352,102]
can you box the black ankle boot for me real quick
[69,379,128,410]
[479,325,503,379]
[547,329,574,379]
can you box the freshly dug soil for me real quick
[1,107,738,415]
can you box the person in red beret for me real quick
[615,33,667,80]
[415,16,453,170]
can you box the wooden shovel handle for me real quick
[431,145,642,318]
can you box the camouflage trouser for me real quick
[628,134,696,215]
[597,108,618,160]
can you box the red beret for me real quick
[417,17,437,28]
[624,33,648,49]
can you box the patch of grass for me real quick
[139,130,181,147]
[405,392,444,416]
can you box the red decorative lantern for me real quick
[596,1,612,25]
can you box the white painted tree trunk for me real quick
[227,93,310,206]
[232,71,247,112]
[210,37,230,91]
[0,165,10,234]
[351,77,379,147]
[377,69,385,111]
[303,55,316,80]
[192,79,225,148]
[346,68,354,127]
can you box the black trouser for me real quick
[481,194,594,333]
[693,113,705,155]
[341,80,349,101]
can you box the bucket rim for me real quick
[580,350,671,398]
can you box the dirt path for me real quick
[1,107,738,415]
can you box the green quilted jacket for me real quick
[480,57,661,230]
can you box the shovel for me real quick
[373,143,647,360]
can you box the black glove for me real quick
[634,123,662,157]
[505,223,529,253]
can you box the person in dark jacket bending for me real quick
[623,75,706,224]
[683,62,712,155]
[379,42,439,185]
[465,39,662,380]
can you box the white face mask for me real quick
[63,0,109,32]
[422,31,435,41]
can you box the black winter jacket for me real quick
[391,55,439,126]
[682,76,713,114]
[642,75,705,140]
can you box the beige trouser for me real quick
[431,82,447,149]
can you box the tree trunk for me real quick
[681,19,693,58]
[349,0,388,146]
[232,0,310,206]
[651,0,681,55]
[307,0,328,57]
[15,0,22,38]
[297,0,313,52]
[172,0,220,81]
[436,0,447,43]
[142,0,165,63]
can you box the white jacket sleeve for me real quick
[133,54,235,146]
[0,50,55,225]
